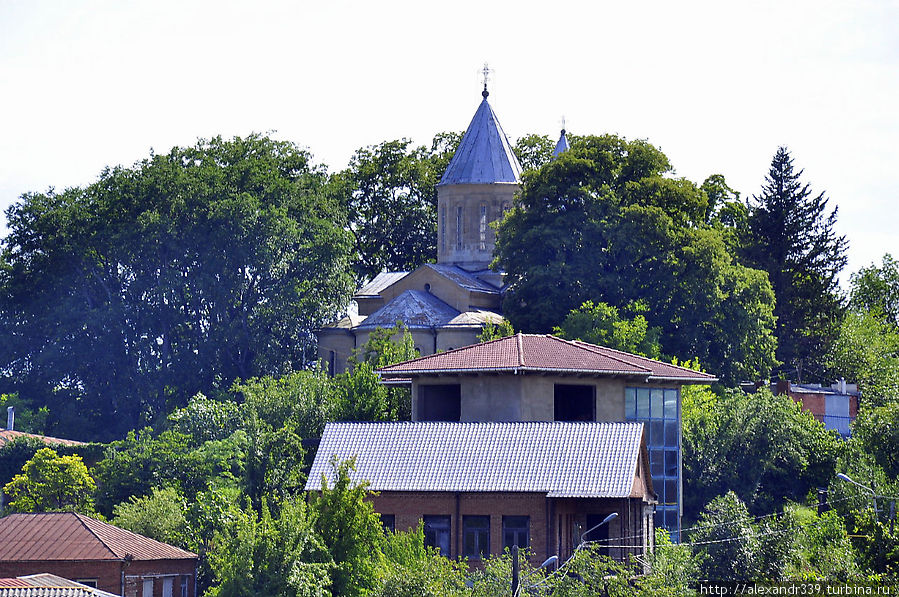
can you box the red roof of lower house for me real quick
[0,430,85,448]
[378,333,717,382]
[0,513,196,562]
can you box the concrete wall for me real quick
[437,183,519,270]
[413,374,666,423]
[316,329,357,376]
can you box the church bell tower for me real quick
[436,74,522,272]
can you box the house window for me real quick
[76,580,98,588]
[463,515,490,560]
[554,384,595,421]
[456,206,463,250]
[479,204,488,250]
[380,513,396,533]
[181,577,189,597]
[502,201,511,214]
[142,579,153,597]
[162,577,174,597]
[418,384,461,421]
[502,516,529,551]
[423,515,451,555]
[626,387,680,536]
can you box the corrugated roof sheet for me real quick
[379,333,716,381]
[0,513,196,562]
[305,421,645,498]
[439,97,522,186]
[0,430,85,448]
[0,575,119,597]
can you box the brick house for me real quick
[376,333,716,535]
[306,421,656,566]
[0,513,197,597]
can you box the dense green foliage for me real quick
[343,134,460,282]
[742,146,847,380]
[3,447,96,513]
[0,135,355,441]
[850,254,899,328]
[682,387,843,519]
[553,300,661,358]
[494,134,777,383]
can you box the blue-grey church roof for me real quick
[438,94,523,186]
[553,129,570,158]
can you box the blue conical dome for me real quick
[439,96,522,186]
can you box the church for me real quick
[316,82,569,373]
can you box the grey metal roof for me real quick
[357,289,501,330]
[438,97,522,186]
[425,264,501,294]
[305,421,646,498]
[355,271,409,298]
[553,129,570,158]
[0,574,119,597]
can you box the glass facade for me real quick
[625,387,680,536]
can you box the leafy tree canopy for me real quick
[494,134,776,383]
[343,133,460,282]
[850,253,899,330]
[553,300,661,358]
[0,134,355,441]
[3,447,96,513]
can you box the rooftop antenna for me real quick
[481,63,490,98]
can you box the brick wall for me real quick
[0,558,196,597]
[371,491,651,566]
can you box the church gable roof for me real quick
[305,421,648,498]
[438,96,522,186]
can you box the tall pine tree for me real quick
[743,147,847,381]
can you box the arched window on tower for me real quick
[456,206,463,250]
[502,201,511,214]
[479,204,487,250]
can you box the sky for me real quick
[1,0,897,286]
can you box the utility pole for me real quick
[511,544,519,596]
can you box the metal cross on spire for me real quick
[481,63,490,98]
[561,115,567,133]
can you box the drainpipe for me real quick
[455,492,461,560]
[6,406,13,431]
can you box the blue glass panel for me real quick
[650,449,664,476]
[654,509,665,529]
[637,389,650,418]
[665,450,678,477]
[665,480,677,506]
[665,421,678,447]
[665,508,679,529]
[625,388,636,419]
[650,389,663,418]
[650,421,664,447]
[664,389,678,418]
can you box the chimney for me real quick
[6,406,13,431]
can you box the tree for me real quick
[0,134,355,440]
[553,300,661,358]
[3,447,96,513]
[494,134,777,383]
[742,146,847,380]
[850,254,899,329]
[691,492,759,581]
[513,134,555,171]
[476,318,514,343]
[206,497,333,597]
[682,387,843,520]
[827,309,899,405]
[344,133,460,282]
[112,486,190,548]
[310,458,387,597]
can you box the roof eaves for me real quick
[379,366,654,377]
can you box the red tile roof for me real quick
[0,430,85,448]
[378,333,717,382]
[0,513,196,562]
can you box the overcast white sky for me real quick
[1,0,897,285]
